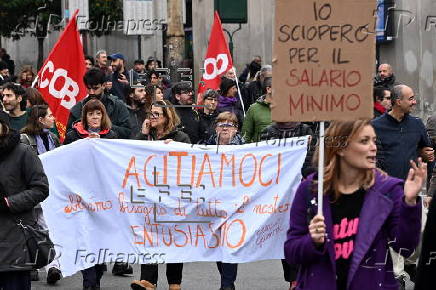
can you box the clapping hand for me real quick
[404,158,427,206]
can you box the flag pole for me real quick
[231,66,246,117]
[317,121,325,215]
[31,76,39,88]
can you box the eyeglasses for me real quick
[149,112,162,118]
[216,122,236,128]
[180,90,193,94]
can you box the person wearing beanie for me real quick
[218,77,244,129]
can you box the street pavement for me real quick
[32,260,290,290]
[32,260,416,290]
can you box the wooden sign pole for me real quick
[317,121,325,215]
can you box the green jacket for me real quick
[241,95,272,143]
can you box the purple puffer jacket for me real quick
[284,170,421,290]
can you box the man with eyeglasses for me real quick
[172,82,201,144]
[67,68,132,139]
[373,84,433,179]
[372,84,433,288]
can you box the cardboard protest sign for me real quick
[272,0,377,121]
[40,138,307,276]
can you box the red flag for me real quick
[198,12,233,102]
[37,10,86,142]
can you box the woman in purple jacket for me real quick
[284,120,424,290]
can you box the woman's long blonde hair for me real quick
[313,120,380,201]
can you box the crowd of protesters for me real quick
[0,46,435,290]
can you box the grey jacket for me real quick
[0,132,49,272]
[20,132,60,155]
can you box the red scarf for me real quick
[374,102,386,114]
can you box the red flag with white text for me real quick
[197,12,233,102]
[37,10,86,142]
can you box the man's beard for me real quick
[113,64,123,72]
[134,98,147,107]
[88,92,103,99]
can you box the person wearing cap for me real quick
[108,53,137,102]
[199,89,220,143]
[133,59,146,74]
[0,110,49,290]
[218,77,244,129]
[172,82,201,144]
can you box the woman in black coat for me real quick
[131,100,189,290]
[0,111,49,290]
[64,98,117,145]
[20,105,62,284]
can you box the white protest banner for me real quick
[40,138,308,277]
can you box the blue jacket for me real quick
[372,113,431,180]
[284,171,421,290]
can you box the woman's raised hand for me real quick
[404,157,427,206]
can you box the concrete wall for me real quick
[1,30,163,75]
[379,0,436,119]
[192,0,274,85]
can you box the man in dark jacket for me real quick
[0,111,49,290]
[108,53,137,102]
[198,89,219,143]
[374,63,398,89]
[238,55,262,83]
[67,68,132,139]
[172,82,201,144]
[241,65,272,111]
[372,84,433,287]
[372,84,434,180]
